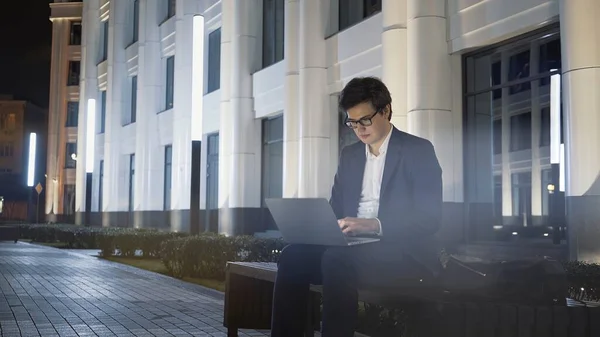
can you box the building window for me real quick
[63,184,76,215]
[261,115,283,230]
[101,20,109,62]
[99,90,106,133]
[206,133,219,232]
[98,160,104,211]
[166,0,176,20]
[65,143,77,168]
[132,0,139,43]
[262,0,284,68]
[128,154,135,212]
[0,113,17,134]
[0,142,14,157]
[164,145,172,210]
[463,26,562,240]
[65,101,79,127]
[67,61,80,86]
[124,76,137,125]
[165,56,175,110]
[207,28,221,93]
[339,0,381,31]
[69,21,82,45]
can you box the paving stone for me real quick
[0,241,270,337]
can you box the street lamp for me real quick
[549,70,565,244]
[85,98,96,226]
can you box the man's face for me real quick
[345,102,391,147]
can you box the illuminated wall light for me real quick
[27,132,37,187]
[86,98,96,173]
[191,15,205,141]
[559,143,565,192]
[550,71,561,164]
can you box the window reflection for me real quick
[464,27,562,242]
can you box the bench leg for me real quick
[227,327,238,337]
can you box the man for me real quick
[270,77,443,337]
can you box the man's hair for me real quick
[338,76,392,120]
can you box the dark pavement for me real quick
[0,241,268,337]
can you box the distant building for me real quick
[46,0,83,223]
[0,95,46,220]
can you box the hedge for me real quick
[15,224,600,336]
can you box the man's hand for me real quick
[338,217,379,235]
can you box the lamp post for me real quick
[27,132,37,223]
[549,71,565,244]
[85,99,96,226]
[190,14,205,234]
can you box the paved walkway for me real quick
[0,241,268,337]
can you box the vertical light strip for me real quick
[27,132,37,187]
[86,98,96,173]
[550,71,561,164]
[559,143,565,192]
[191,15,205,141]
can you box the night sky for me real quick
[0,0,52,108]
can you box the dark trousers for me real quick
[270,243,427,337]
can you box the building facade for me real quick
[46,0,84,223]
[0,95,46,220]
[69,0,600,263]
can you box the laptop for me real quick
[265,198,380,246]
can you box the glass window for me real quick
[463,26,562,242]
[123,76,137,125]
[65,143,77,168]
[69,21,82,45]
[167,0,176,19]
[262,116,284,230]
[99,90,106,133]
[339,0,381,31]
[207,28,221,93]
[164,145,172,210]
[132,0,139,43]
[262,0,284,68]
[165,56,175,110]
[101,20,109,62]
[66,101,79,127]
[67,61,80,86]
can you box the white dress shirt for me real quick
[356,125,393,235]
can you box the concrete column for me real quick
[530,41,543,224]
[298,0,330,198]
[103,0,127,216]
[560,0,600,263]
[170,0,199,231]
[218,0,261,235]
[282,0,300,198]
[406,0,457,202]
[133,0,164,228]
[407,0,463,243]
[46,19,68,219]
[381,0,407,131]
[75,0,99,224]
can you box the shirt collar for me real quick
[365,124,394,159]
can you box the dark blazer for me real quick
[329,127,444,275]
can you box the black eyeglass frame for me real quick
[344,110,381,129]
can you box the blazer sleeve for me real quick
[329,147,346,219]
[386,139,443,241]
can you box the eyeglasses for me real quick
[345,110,379,129]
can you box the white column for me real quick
[381,0,407,131]
[134,0,163,226]
[560,0,600,263]
[500,52,512,221]
[103,0,126,214]
[170,0,199,230]
[283,0,300,198]
[406,0,458,202]
[218,0,261,235]
[298,0,330,198]
[46,19,68,218]
[75,0,99,223]
[530,41,543,223]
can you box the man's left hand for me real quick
[338,217,379,235]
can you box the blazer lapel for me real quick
[380,129,404,198]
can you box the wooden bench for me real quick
[0,225,19,243]
[223,261,600,337]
